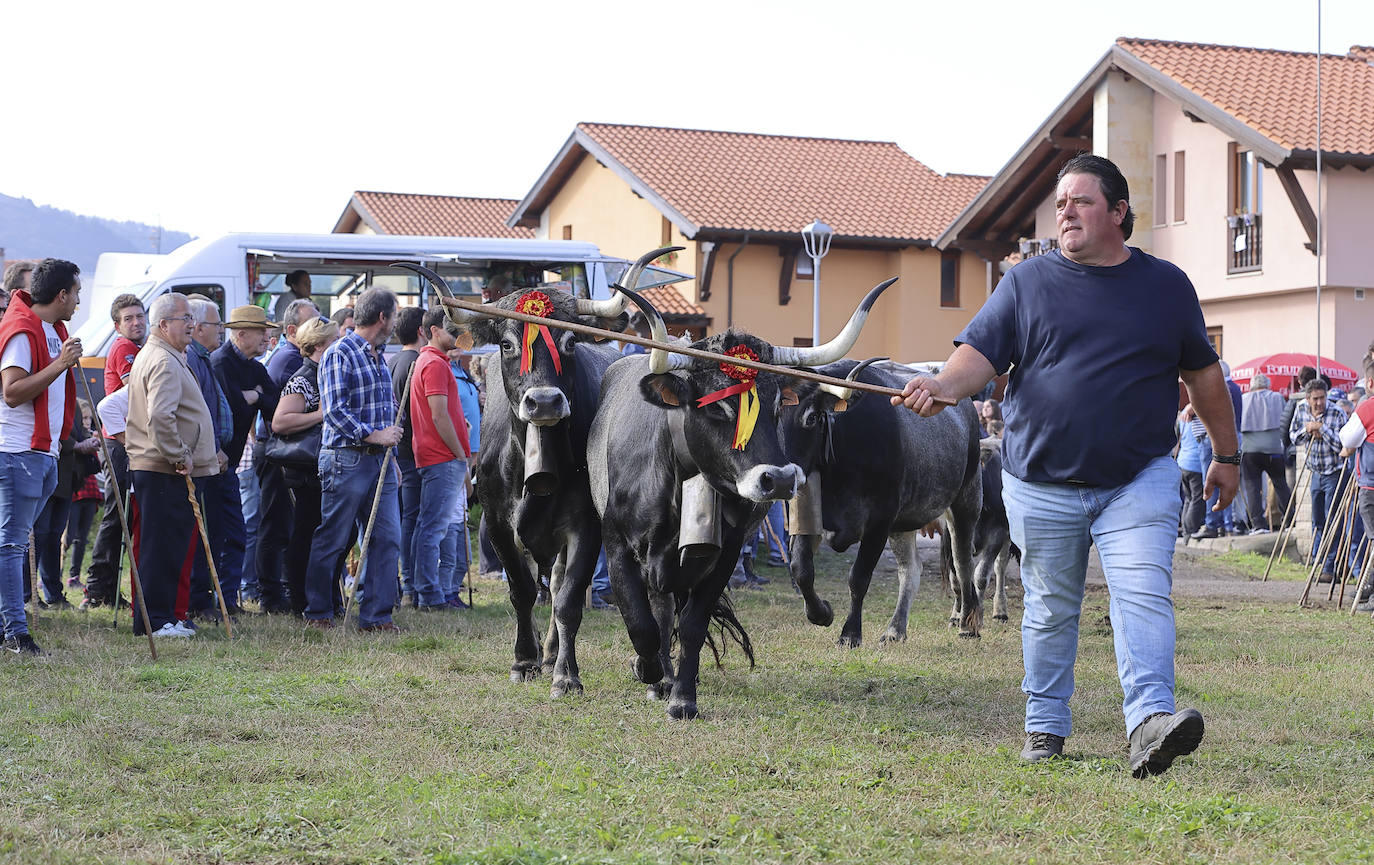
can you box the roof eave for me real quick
[331,194,369,234]
[508,131,581,229]
[574,127,701,239]
[693,227,932,249]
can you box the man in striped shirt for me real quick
[301,287,403,632]
[1290,379,1349,582]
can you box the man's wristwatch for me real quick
[1212,452,1241,465]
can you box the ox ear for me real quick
[780,386,800,407]
[470,318,502,348]
[640,373,688,409]
[586,311,629,339]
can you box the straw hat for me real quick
[225,305,279,330]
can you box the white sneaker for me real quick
[152,622,194,638]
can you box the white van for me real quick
[75,232,687,363]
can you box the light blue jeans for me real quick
[0,451,57,638]
[411,459,462,607]
[1002,455,1182,738]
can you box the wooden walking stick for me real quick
[761,515,791,568]
[1263,458,1310,581]
[1299,461,1354,606]
[339,359,417,630]
[1323,472,1359,602]
[1269,468,1312,581]
[77,371,156,660]
[1338,534,1368,609]
[27,531,41,622]
[184,475,233,637]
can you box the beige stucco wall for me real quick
[1094,69,1155,252]
[1323,165,1374,290]
[1202,287,1374,375]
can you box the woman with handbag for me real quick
[269,317,339,615]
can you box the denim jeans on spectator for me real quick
[0,452,57,637]
[438,520,463,599]
[238,467,261,602]
[304,447,399,626]
[411,459,462,607]
[1002,455,1182,738]
[396,456,422,599]
[1309,469,1344,575]
[1196,437,1234,532]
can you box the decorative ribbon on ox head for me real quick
[514,291,562,376]
[694,345,762,450]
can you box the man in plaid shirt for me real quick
[1290,378,1350,581]
[301,287,403,632]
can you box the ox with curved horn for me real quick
[574,246,683,317]
[390,261,493,327]
[818,355,888,410]
[617,277,897,374]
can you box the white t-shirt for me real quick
[97,387,131,438]
[0,323,66,457]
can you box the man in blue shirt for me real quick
[301,287,403,631]
[895,155,1239,778]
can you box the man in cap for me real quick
[211,305,284,610]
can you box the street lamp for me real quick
[801,219,834,346]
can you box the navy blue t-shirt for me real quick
[956,248,1217,487]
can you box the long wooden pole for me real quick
[339,359,417,630]
[438,296,957,405]
[1299,461,1354,606]
[77,371,156,660]
[185,475,233,637]
[1262,459,1310,581]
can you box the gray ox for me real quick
[589,279,895,719]
[779,359,985,643]
[941,438,1017,623]
[405,249,673,698]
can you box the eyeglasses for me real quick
[162,314,195,325]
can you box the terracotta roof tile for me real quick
[640,284,705,318]
[577,123,988,243]
[1118,38,1374,157]
[353,191,534,238]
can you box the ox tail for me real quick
[674,592,756,670]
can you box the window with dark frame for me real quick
[661,217,672,247]
[1173,151,1186,222]
[940,251,960,308]
[1154,154,1168,227]
[562,225,572,240]
[1206,325,1222,359]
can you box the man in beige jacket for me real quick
[125,293,222,638]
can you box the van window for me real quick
[170,284,226,313]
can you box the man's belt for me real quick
[338,443,385,455]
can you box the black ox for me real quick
[589,279,895,719]
[406,249,671,698]
[780,359,985,644]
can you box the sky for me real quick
[2,0,1370,239]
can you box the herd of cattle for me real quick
[412,247,1017,720]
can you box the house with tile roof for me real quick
[939,38,1374,375]
[508,123,989,362]
[333,191,535,239]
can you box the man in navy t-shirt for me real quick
[895,155,1239,778]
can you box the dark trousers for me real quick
[130,471,199,633]
[85,440,129,603]
[253,443,294,611]
[1357,489,1374,599]
[1241,452,1291,530]
[1179,470,1206,536]
[65,499,98,580]
[189,470,247,613]
[32,493,72,603]
[286,478,322,615]
[479,511,502,575]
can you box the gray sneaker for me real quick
[1356,598,1374,613]
[1128,709,1204,778]
[1020,731,1065,762]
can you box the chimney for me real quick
[1348,45,1374,64]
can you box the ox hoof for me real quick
[510,662,542,683]
[993,613,1009,622]
[957,630,981,640]
[805,601,834,628]
[948,617,959,628]
[667,700,699,720]
[645,681,672,702]
[836,634,862,650]
[633,657,664,686]
[878,629,907,645]
[551,677,584,699]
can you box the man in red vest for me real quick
[0,258,82,655]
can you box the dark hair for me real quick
[1057,154,1135,240]
[396,306,425,345]
[110,293,145,323]
[353,288,395,328]
[331,306,356,327]
[421,307,449,339]
[31,259,80,305]
[1297,366,1317,386]
[1305,379,1329,396]
[285,269,310,289]
[2,261,35,294]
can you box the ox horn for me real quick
[770,278,898,366]
[390,261,494,326]
[819,356,887,401]
[574,246,684,317]
[615,284,692,374]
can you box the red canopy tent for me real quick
[1230,353,1359,397]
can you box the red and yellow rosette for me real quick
[515,291,562,376]
[695,345,761,450]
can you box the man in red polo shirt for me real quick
[408,308,470,610]
[83,293,148,609]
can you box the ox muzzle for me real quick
[518,386,570,427]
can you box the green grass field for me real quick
[2,546,1373,865]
